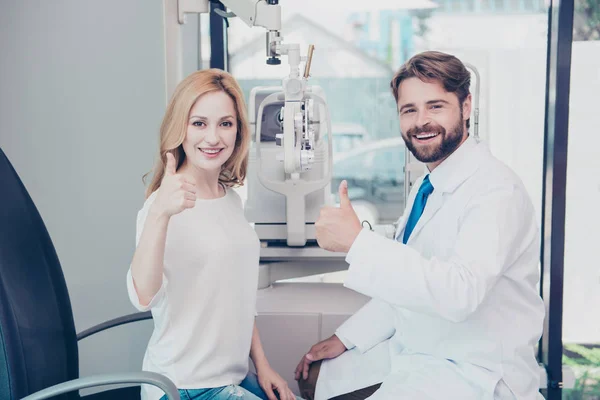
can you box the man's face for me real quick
[397,77,471,169]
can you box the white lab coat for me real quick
[315,137,546,400]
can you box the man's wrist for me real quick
[343,224,363,253]
[334,332,355,351]
[345,227,370,263]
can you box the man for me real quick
[294,51,545,399]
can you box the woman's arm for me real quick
[249,322,270,373]
[130,208,170,306]
[250,322,296,400]
[130,153,197,306]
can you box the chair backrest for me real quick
[0,148,79,399]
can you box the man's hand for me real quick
[315,180,362,253]
[294,335,347,381]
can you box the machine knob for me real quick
[300,150,314,171]
[286,78,303,95]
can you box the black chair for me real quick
[0,148,179,400]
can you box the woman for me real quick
[127,69,296,400]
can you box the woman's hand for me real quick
[151,152,197,218]
[257,364,296,400]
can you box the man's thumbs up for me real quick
[165,152,177,177]
[315,180,362,253]
[339,180,352,209]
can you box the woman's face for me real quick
[181,91,238,173]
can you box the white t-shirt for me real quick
[126,188,260,400]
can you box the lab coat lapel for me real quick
[394,177,422,241]
[393,214,408,241]
[401,138,484,243]
[404,192,444,244]
[394,138,483,243]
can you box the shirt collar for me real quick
[427,135,486,194]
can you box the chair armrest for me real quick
[77,311,152,341]
[20,371,179,400]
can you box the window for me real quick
[560,39,600,399]
[228,1,557,298]
[229,2,405,228]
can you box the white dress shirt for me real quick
[316,137,546,400]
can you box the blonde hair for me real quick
[143,69,250,198]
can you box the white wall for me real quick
[561,41,600,344]
[0,0,167,387]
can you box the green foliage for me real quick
[574,0,600,41]
[564,344,600,366]
[562,344,600,399]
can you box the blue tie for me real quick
[402,175,434,244]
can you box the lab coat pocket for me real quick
[440,335,503,369]
[315,340,391,400]
[444,338,504,400]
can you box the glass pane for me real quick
[332,139,406,225]
[561,2,600,396]
[229,1,413,284]
[230,1,551,288]
[229,0,406,230]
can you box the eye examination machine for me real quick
[244,42,334,248]
[174,0,335,248]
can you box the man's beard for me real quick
[402,116,465,164]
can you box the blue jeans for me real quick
[160,372,269,400]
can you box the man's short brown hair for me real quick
[390,51,471,128]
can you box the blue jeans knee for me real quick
[159,372,269,400]
[239,372,268,399]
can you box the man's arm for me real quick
[334,298,397,353]
[344,186,536,323]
